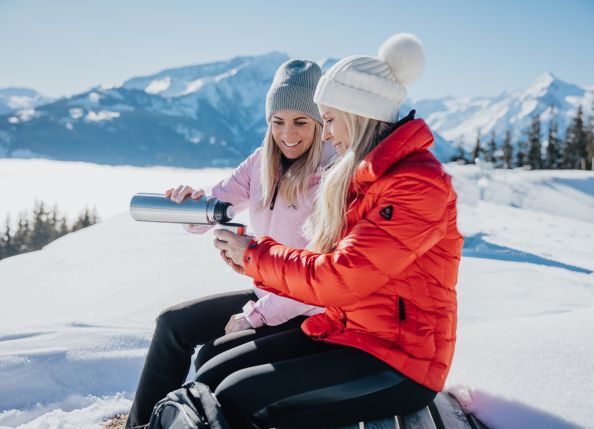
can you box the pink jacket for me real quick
[185,146,332,327]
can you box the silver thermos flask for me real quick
[130,193,235,225]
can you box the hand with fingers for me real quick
[164,185,206,204]
[224,312,252,334]
[164,185,206,229]
[213,229,255,269]
[219,250,245,274]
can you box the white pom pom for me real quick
[378,33,425,85]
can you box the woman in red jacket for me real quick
[204,33,463,428]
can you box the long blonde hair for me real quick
[304,111,394,253]
[260,121,323,207]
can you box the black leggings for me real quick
[195,328,437,429]
[126,290,306,428]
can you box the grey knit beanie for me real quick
[266,59,322,124]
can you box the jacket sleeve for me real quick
[241,292,319,328]
[243,176,450,307]
[182,149,259,235]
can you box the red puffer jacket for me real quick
[243,117,463,392]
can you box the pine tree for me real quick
[451,140,468,164]
[31,201,54,251]
[545,109,561,169]
[586,100,594,170]
[71,207,99,232]
[50,206,70,239]
[12,212,32,254]
[0,216,14,260]
[58,214,69,236]
[1,202,100,259]
[472,130,482,163]
[563,106,587,169]
[516,137,529,169]
[527,114,543,170]
[485,131,497,164]
[502,129,513,169]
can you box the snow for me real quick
[145,77,171,95]
[525,72,556,98]
[6,109,39,124]
[0,395,131,428]
[0,88,52,116]
[88,93,100,104]
[449,302,594,429]
[1,159,594,428]
[69,108,84,120]
[84,111,120,122]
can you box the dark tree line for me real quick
[0,201,99,260]
[452,104,594,170]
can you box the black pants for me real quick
[126,289,306,428]
[195,328,437,429]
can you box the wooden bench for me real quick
[336,392,488,429]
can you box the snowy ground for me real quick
[1,159,593,428]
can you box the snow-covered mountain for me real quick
[0,87,53,116]
[0,53,457,166]
[415,72,594,151]
[0,53,292,167]
[1,60,591,166]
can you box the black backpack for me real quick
[147,381,231,429]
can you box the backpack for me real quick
[147,381,231,429]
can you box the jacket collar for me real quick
[353,111,434,185]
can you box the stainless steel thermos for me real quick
[130,193,235,225]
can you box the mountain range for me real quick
[1,53,591,166]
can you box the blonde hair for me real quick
[304,111,394,253]
[260,121,323,207]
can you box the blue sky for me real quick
[1,0,593,100]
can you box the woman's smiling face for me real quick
[270,110,317,159]
[319,105,350,156]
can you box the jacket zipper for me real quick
[269,180,280,210]
[264,179,280,235]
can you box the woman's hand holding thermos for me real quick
[164,185,205,204]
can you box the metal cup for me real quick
[214,222,247,236]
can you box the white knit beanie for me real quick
[314,33,425,123]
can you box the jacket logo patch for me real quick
[380,205,393,220]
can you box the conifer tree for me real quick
[545,109,561,169]
[451,140,468,164]
[0,203,99,259]
[516,137,529,168]
[586,101,594,170]
[502,129,514,169]
[485,131,497,164]
[72,207,99,232]
[31,201,53,250]
[563,106,587,169]
[0,216,14,260]
[527,114,543,170]
[472,130,482,163]
[12,212,32,254]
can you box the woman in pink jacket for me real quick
[126,60,331,429]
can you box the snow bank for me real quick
[1,160,593,428]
